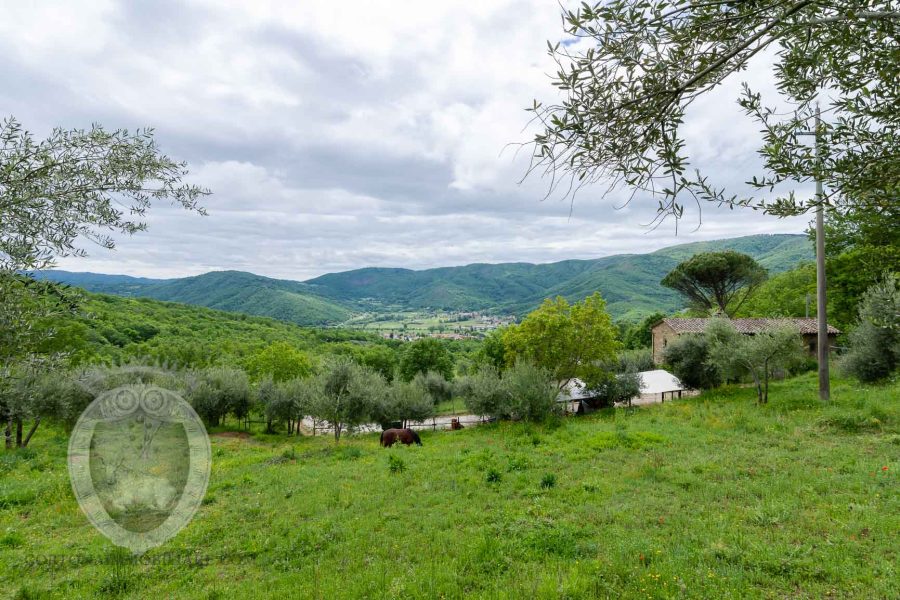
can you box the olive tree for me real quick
[186,367,251,428]
[306,357,386,442]
[705,319,805,403]
[0,275,80,447]
[840,275,900,382]
[1,117,206,447]
[501,360,561,422]
[458,367,508,419]
[372,380,435,429]
[458,361,560,422]
[1,117,207,272]
[413,370,453,404]
[663,335,723,390]
[529,1,898,220]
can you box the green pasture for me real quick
[1,373,897,599]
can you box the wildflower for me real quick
[882,466,888,471]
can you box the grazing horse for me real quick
[380,428,422,447]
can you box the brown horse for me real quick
[380,428,422,447]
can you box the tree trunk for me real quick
[4,417,12,450]
[15,418,23,448]
[334,423,341,442]
[749,369,763,404]
[22,417,41,448]
[763,359,770,404]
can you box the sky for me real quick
[0,0,814,281]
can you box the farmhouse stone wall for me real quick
[652,322,837,364]
[651,322,678,365]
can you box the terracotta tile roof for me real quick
[659,318,840,335]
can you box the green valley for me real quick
[40,234,813,326]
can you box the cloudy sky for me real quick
[1,1,813,280]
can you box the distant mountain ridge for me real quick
[38,234,813,324]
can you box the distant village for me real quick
[375,311,518,341]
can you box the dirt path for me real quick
[300,413,490,436]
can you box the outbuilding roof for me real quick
[638,369,685,395]
[656,317,839,335]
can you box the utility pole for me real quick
[799,104,830,401]
[812,106,830,401]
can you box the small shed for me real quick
[634,369,688,404]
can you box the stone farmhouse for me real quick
[650,318,841,364]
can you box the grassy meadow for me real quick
[1,373,897,599]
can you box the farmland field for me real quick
[1,373,897,599]
[341,309,514,336]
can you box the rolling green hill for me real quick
[51,292,379,368]
[306,234,813,320]
[38,270,353,327]
[40,234,813,323]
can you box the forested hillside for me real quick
[38,271,353,327]
[48,292,380,368]
[307,234,811,319]
[40,234,813,324]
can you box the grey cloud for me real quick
[5,1,811,281]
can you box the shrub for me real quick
[584,370,643,408]
[663,334,722,390]
[501,360,560,422]
[387,454,406,474]
[841,275,900,383]
[459,367,507,418]
[485,468,502,484]
[540,473,557,489]
[460,361,560,422]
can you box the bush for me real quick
[663,335,722,390]
[388,454,406,474]
[502,360,561,422]
[841,275,900,383]
[459,361,560,422]
[459,367,507,418]
[584,370,642,408]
